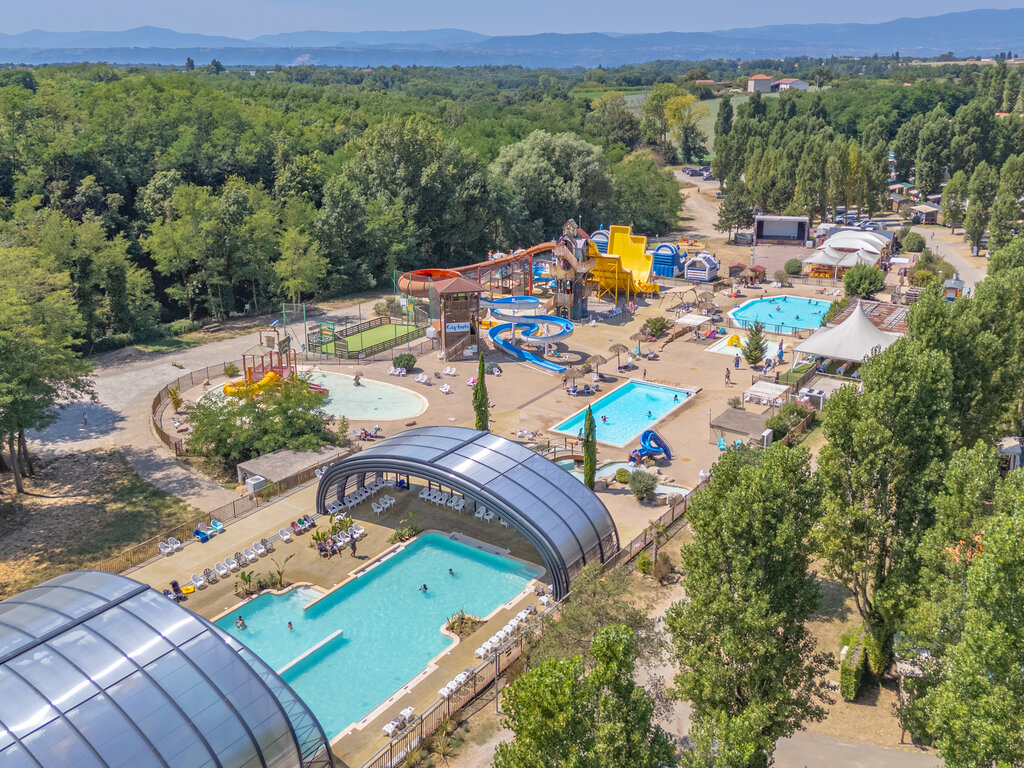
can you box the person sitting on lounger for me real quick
[234,616,247,629]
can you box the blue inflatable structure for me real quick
[629,430,672,464]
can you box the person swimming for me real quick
[601,415,609,422]
[795,315,800,320]
[420,584,428,591]
[647,410,653,418]
[234,616,247,630]
[287,621,293,631]
[448,568,454,575]
[673,394,679,402]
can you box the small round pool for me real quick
[306,371,427,421]
[728,295,832,332]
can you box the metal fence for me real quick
[152,362,238,456]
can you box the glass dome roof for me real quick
[0,570,333,768]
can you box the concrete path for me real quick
[911,226,987,290]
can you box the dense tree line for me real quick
[0,66,683,351]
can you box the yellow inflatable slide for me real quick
[223,370,280,398]
[589,224,659,302]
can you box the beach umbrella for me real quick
[587,354,608,373]
[630,331,648,355]
[564,366,585,383]
[608,343,629,365]
[698,291,714,300]
[740,268,756,279]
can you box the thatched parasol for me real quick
[629,331,649,355]
[741,268,756,279]
[608,343,629,366]
[698,290,714,301]
[587,354,608,373]
[563,366,586,383]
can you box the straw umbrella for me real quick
[586,354,608,375]
[630,331,648,355]
[608,343,629,366]
[563,366,585,385]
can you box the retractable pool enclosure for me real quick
[316,427,619,599]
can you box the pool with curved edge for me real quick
[215,533,539,738]
[728,295,832,332]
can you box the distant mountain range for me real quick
[3,9,1024,68]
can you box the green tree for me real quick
[940,170,968,233]
[489,131,612,244]
[667,445,832,768]
[923,503,1024,767]
[742,320,767,367]
[585,91,640,148]
[949,98,997,176]
[611,150,680,235]
[815,340,954,636]
[715,174,755,241]
[988,183,1020,249]
[185,56,195,71]
[891,113,924,180]
[963,160,999,253]
[988,238,1024,274]
[582,406,596,490]
[843,264,885,298]
[473,352,488,431]
[714,94,733,143]
[664,93,709,163]
[915,106,951,195]
[495,624,676,768]
[275,226,326,304]
[144,184,214,320]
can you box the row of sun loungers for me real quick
[181,539,277,592]
[318,525,368,556]
[386,367,408,376]
[326,477,394,515]
[381,706,417,738]
[474,607,536,659]
[418,487,466,512]
[414,373,431,385]
[437,669,474,700]
[442,366,458,376]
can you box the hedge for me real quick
[839,635,866,702]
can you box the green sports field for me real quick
[342,323,418,352]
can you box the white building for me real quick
[772,78,809,92]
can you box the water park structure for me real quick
[588,225,661,303]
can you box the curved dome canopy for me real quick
[0,571,333,768]
[316,427,619,599]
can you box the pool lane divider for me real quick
[276,629,344,675]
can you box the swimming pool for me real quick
[728,295,832,332]
[306,371,427,421]
[215,534,538,738]
[552,380,695,446]
[556,459,689,496]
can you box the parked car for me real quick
[715,189,725,198]
[699,165,710,173]
[702,171,715,181]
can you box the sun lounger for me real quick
[224,557,239,571]
[168,537,183,551]
[210,519,225,534]
[483,510,495,523]
[278,527,292,542]
[191,574,205,590]
[350,523,366,539]
[387,367,396,375]
[474,507,486,520]
[158,541,172,556]
[193,528,210,543]
[717,437,727,451]
[203,567,217,584]
[293,520,306,533]
[243,547,258,562]
[475,647,488,658]
[303,514,316,527]
[466,377,477,386]
[382,722,397,737]
[215,562,230,579]
[253,541,268,557]
[418,487,430,500]
[372,502,383,516]
[234,551,248,566]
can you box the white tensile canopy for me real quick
[794,301,902,363]
[822,233,884,254]
[674,313,712,327]
[803,246,880,268]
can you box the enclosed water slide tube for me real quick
[396,268,461,298]
[480,296,574,373]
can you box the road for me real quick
[910,226,987,290]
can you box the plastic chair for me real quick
[717,437,727,451]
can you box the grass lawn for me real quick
[342,322,418,352]
[0,449,198,598]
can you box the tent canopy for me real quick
[794,301,902,362]
[743,380,792,405]
[675,313,712,327]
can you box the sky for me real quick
[4,0,1024,37]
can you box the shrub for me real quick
[445,610,483,637]
[614,468,631,484]
[90,332,134,354]
[392,353,417,371]
[728,395,744,409]
[165,318,202,336]
[765,401,813,440]
[652,552,672,584]
[223,361,240,377]
[636,553,653,574]
[784,258,803,275]
[821,296,848,325]
[168,385,183,412]
[774,269,789,285]
[641,316,670,337]
[388,512,423,544]
[863,625,890,678]
[843,264,885,298]
[839,637,866,702]
[901,231,926,253]
[629,469,658,501]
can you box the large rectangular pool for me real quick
[551,380,695,446]
[216,533,538,738]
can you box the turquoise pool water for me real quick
[552,380,694,446]
[728,295,831,332]
[306,371,427,421]
[556,459,689,496]
[216,534,537,737]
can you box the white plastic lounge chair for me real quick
[253,541,268,557]
[444,681,457,695]
[191,574,205,590]
[372,502,383,516]
[418,487,430,500]
[382,722,397,737]
[500,517,510,528]
[243,547,257,562]
[454,498,465,512]
[447,495,458,509]
[278,527,292,543]
[483,510,495,523]
[350,524,366,539]
[439,686,452,698]
[474,647,487,659]
[454,671,471,685]
[387,367,396,376]
[474,507,486,520]
[440,383,451,394]
[158,541,172,556]
[437,492,450,506]
[225,557,239,571]
[168,537,183,551]
[400,706,414,720]
[215,562,230,579]
[337,532,352,546]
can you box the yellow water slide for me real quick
[589,225,659,303]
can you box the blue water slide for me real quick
[636,429,672,460]
[481,296,573,373]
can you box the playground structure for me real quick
[629,430,672,464]
[588,225,660,303]
[223,330,328,398]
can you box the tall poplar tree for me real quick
[472,352,488,431]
